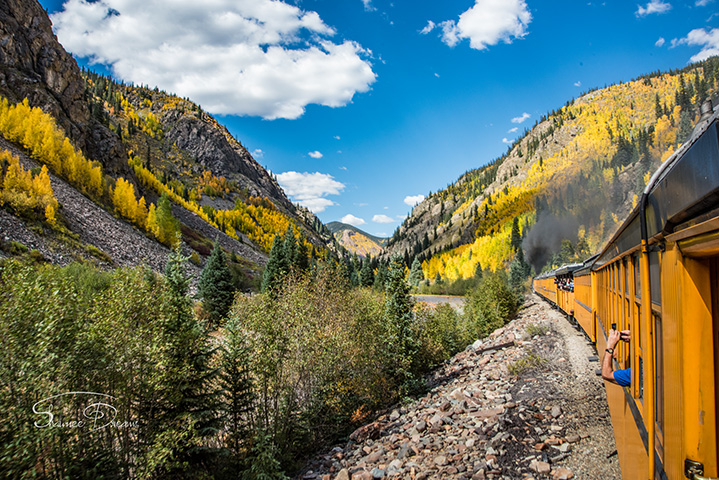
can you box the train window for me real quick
[634,255,641,298]
[649,251,661,306]
[654,314,664,435]
[624,259,629,295]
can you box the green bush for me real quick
[463,270,520,340]
[414,303,469,371]
[525,322,552,338]
[508,352,547,375]
[0,258,217,479]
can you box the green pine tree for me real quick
[198,240,236,328]
[153,241,220,477]
[221,316,255,474]
[373,263,387,290]
[408,257,424,286]
[678,109,693,145]
[384,256,417,394]
[359,260,374,287]
[261,235,286,293]
[509,247,531,293]
[510,217,521,252]
[156,193,180,246]
[292,236,309,272]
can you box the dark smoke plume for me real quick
[523,214,579,274]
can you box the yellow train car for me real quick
[534,99,719,480]
[573,262,595,342]
[533,273,558,305]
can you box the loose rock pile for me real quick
[295,296,620,480]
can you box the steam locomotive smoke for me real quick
[523,214,579,274]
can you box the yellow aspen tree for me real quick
[32,165,57,210]
[112,178,138,220]
[146,203,160,238]
[136,196,148,228]
[45,204,57,227]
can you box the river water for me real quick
[412,294,465,312]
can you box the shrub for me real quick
[463,270,520,340]
[414,303,468,371]
[525,322,552,338]
[508,352,547,375]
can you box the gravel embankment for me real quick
[294,293,621,480]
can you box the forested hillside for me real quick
[81,69,335,254]
[385,57,719,283]
[0,0,338,279]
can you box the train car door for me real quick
[658,244,719,479]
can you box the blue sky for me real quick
[38,0,719,237]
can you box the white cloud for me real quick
[339,166,347,170]
[51,0,376,120]
[362,0,376,12]
[334,135,341,140]
[308,150,323,159]
[342,214,366,226]
[373,214,394,223]
[276,171,345,212]
[427,0,531,50]
[420,20,436,35]
[404,194,425,206]
[655,37,666,47]
[511,112,530,123]
[636,0,672,17]
[696,0,714,5]
[252,148,264,158]
[502,137,512,144]
[508,127,518,133]
[574,80,582,87]
[673,28,719,62]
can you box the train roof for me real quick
[573,253,600,276]
[554,263,583,276]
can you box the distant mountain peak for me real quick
[327,221,387,258]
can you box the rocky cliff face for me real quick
[161,109,291,207]
[0,0,126,172]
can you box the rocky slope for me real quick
[0,137,210,277]
[294,294,620,480]
[160,108,289,206]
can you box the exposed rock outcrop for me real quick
[0,0,126,173]
[161,109,290,206]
